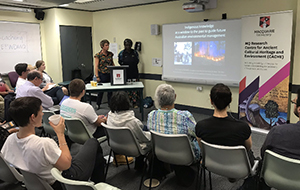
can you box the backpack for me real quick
[143,96,154,108]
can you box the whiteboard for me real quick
[0,21,42,73]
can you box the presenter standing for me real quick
[94,39,114,109]
[118,39,140,107]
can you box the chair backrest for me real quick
[20,169,53,190]
[8,71,19,88]
[42,110,56,136]
[150,130,195,166]
[261,150,300,190]
[102,123,142,157]
[0,153,23,184]
[201,140,251,179]
[51,168,120,190]
[64,118,93,145]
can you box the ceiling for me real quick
[0,0,177,12]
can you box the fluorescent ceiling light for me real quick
[75,0,96,3]
[0,5,31,12]
[59,3,69,6]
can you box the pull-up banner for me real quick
[239,11,293,131]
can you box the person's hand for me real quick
[8,128,19,133]
[98,115,107,123]
[0,120,6,125]
[8,89,14,93]
[49,117,65,135]
[97,77,101,82]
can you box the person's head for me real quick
[15,63,29,77]
[27,64,36,71]
[154,84,176,109]
[9,97,42,127]
[27,70,43,87]
[35,60,45,71]
[69,79,85,97]
[109,91,131,112]
[293,88,300,118]
[210,83,232,111]
[100,39,110,51]
[124,38,133,51]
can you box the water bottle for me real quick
[93,75,97,82]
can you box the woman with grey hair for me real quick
[147,84,200,187]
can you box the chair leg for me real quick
[139,156,148,190]
[195,163,200,190]
[105,149,113,180]
[125,156,130,170]
[148,152,155,190]
[199,167,203,190]
[209,171,212,190]
[113,152,119,167]
[204,168,206,188]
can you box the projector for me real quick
[182,2,205,12]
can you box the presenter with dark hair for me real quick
[94,39,114,109]
[118,38,140,107]
[118,38,139,80]
[195,83,255,168]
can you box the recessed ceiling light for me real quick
[13,0,23,2]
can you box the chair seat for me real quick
[94,182,120,190]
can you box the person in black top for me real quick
[195,83,255,166]
[118,39,140,107]
[118,39,139,80]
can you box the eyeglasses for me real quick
[291,100,297,105]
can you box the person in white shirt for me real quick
[16,70,53,109]
[15,63,29,91]
[60,79,106,138]
[1,97,106,190]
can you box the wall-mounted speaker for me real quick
[151,24,160,35]
[34,9,45,20]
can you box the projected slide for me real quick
[174,42,192,65]
[162,19,241,86]
[194,41,225,65]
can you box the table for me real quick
[85,82,145,121]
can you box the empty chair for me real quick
[51,168,120,190]
[8,71,19,88]
[0,153,23,184]
[200,140,259,190]
[20,169,53,190]
[64,118,106,145]
[149,130,199,190]
[42,110,56,136]
[101,123,150,190]
[261,150,300,190]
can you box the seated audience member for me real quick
[0,74,14,97]
[261,88,300,159]
[1,97,106,190]
[107,91,149,166]
[195,83,255,167]
[15,63,29,90]
[147,84,200,186]
[60,79,106,138]
[259,89,300,189]
[35,60,65,104]
[36,60,68,96]
[16,70,53,109]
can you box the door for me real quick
[60,25,93,81]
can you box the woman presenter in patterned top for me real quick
[94,39,115,109]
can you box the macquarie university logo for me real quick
[259,16,270,28]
